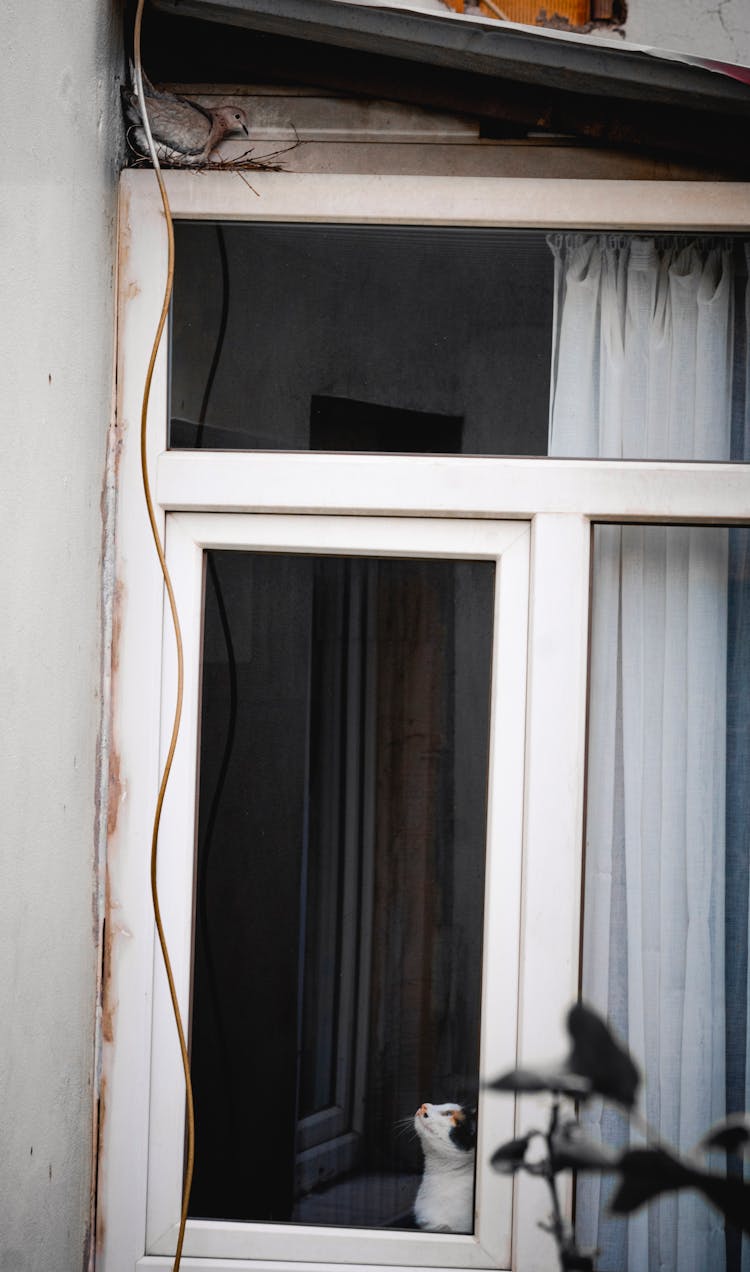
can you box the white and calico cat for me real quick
[413,1101,477,1234]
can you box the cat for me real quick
[413,1101,477,1234]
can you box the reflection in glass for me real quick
[170,222,554,456]
[189,552,495,1229]
[171,226,748,464]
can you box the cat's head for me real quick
[414,1102,477,1158]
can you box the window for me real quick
[192,545,498,1230]
[170,223,748,463]
[100,171,750,1272]
[149,511,526,1267]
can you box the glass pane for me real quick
[171,226,749,462]
[579,524,750,1271]
[170,223,554,456]
[189,551,495,1231]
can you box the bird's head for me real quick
[213,105,250,138]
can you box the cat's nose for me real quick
[417,1103,429,1117]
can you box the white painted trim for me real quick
[150,1224,501,1268]
[138,1261,504,1272]
[145,515,205,1255]
[121,169,750,230]
[157,451,750,524]
[145,513,530,1269]
[476,529,530,1267]
[512,515,591,1268]
[97,181,172,1272]
[152,512,528,557]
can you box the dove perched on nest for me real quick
[122,68,250,166]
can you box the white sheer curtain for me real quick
[547,236,745,1271]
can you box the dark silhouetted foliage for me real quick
[488,1001,750,1270]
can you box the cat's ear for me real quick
[450,1106,477,1152]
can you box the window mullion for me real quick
[513,512,591,1271]
[156,451,750,524]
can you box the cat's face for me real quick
[414,1102,476,1158]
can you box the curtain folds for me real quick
[547,235,749,1272]
[548,235,735,461]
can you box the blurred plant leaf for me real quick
[611,1146,750,1235]
[694,1172,750,1234]
[566,1003,640,1109]
[550,1119,620,1173]
[610,1147,695,1213]
[699,1114,750,1156]
[491,1133,534,1173]
[486,998,750,1272]
[561,1250,597,1270]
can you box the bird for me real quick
[122,69,250,166]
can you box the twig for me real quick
[125,128,302,174]
[543,1101,569,1271]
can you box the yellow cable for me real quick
[132,3,195,1268]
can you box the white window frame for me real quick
[149,512,528,1270]
[100,170,750,1272]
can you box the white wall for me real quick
[625,0,750,64]
[0,3,122,1268]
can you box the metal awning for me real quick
[147,0,750,169]
[152,0,750,110]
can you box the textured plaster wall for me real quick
[0,2,122,1268]
[625,0,750,64]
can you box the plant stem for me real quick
[544,1100,568,1271]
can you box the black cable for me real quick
[193,224,241,1168]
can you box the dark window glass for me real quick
[170,223,554,456]
[189,551,495,1229]
[170,225,749,463]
